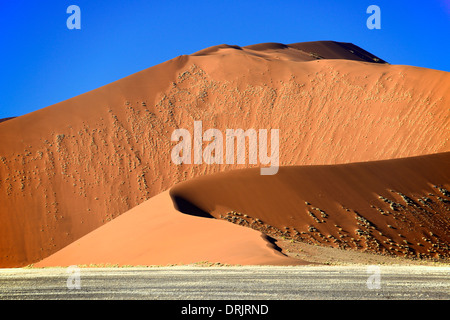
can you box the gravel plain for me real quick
[0,265,449,300]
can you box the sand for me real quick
[170,152,450,261]
[35,191,301,267]
[1,41,449,267]
[38,152,450,267]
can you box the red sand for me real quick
[170,152,450,260]
[36,191,301,267]
[1,41,449,267]
[38,152,450,266]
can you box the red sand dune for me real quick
[170,152,450,260]
[1,41,449,267]
[38,152,450,266]
[36,191,302,267]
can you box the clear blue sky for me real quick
[1,0,449,118]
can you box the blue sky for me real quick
[0,0,449,118]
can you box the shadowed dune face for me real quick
[193,41,388,63]
[0,117,16,124]
[1,41,449,267]
[286,41,388,63]
[170,153,450,260]
[171,195,214,218]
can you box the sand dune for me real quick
[36,191,302,267]
[1,41,449,267]
[171,152,450,261]
[38,152,450,266]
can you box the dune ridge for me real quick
[0,117,16,124]
[193,41,387,63]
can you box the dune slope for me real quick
[35,191,302,267]
[170,152,450,261]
